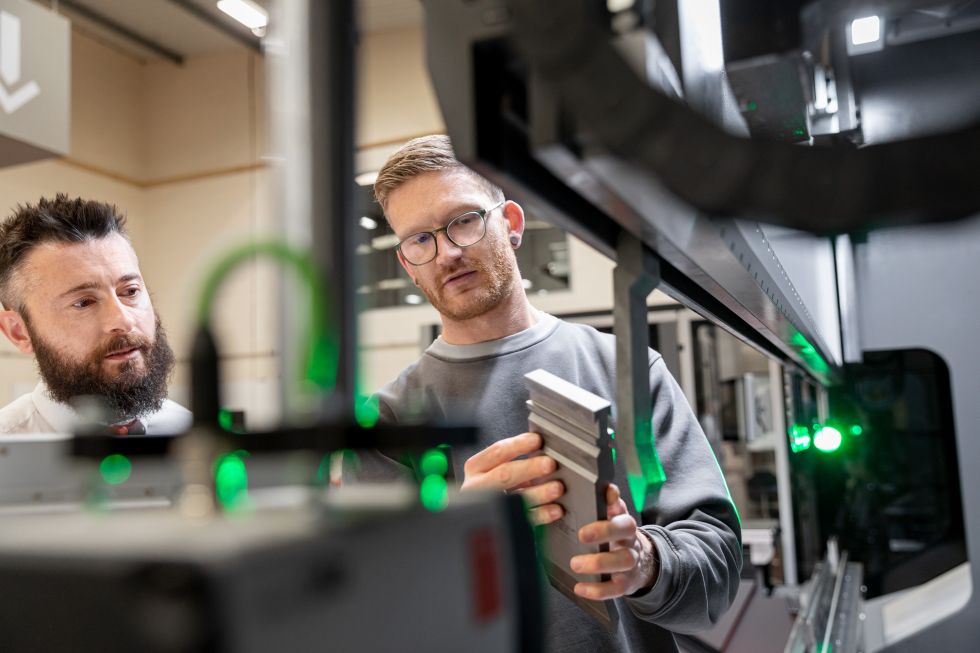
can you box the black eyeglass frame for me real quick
[396,201,506,266]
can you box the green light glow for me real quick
[814,426,843,453]
[420,474,448,512]
[355,394,380,428]
[420,449,448,477]
[747,101,758,111]
[218,409,233,432]
[850,425,863,436]
[789,424,812,453]
[611,447,617,465]
[215,452,249,511]
[99,454,132,485]
[789,332,830,376]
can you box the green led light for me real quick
[355,394,380,429]
[611,446,617,465]
[850,425,863,436]
[420,449,449,477]
[215,452,249,511]
[789,424,812,453]
[218,409,233,432]
[746,101,758,111]
[814,426,843,453]
[99,454,132,485]
[420,474,448,512]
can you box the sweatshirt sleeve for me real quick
[624,356,742,633]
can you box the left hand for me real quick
[570,483,659,600]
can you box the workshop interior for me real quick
[0,0,977,651]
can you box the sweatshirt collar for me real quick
[426,312,560,362]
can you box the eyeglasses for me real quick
[396,201,505,266]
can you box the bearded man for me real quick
[0,194,190,435]
[369,135,740,653]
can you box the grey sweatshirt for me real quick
[374,312,741,653]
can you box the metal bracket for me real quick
[613,231,667,514]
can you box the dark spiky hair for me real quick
[0,194,129,310]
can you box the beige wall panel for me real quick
[143,51,262,179]
[69,31,145,178]
[358,29,444,147]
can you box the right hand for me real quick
[461,432,565,526]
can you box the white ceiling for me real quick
[32,0,423,63]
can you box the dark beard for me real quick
[28,317,176,424]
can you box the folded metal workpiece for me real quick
[524,369,617,629]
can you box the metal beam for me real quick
[167,0,262,54]
[58,0,185,65]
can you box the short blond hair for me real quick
[373,134,504,216]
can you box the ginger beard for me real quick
[415,231,516,321]
[25,314,175,423]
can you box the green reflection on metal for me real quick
[814,426,843,453]
[420,448,449,477]
[99,454,132,485]
[789,424,812,453]
[420,474,448,512]
[627,420,667,514]
[215,451,249,511]
[789,332,830,376]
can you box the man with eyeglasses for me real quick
[370,135,740,653]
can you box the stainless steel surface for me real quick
[524,369,616,629]
[853,215,980,651]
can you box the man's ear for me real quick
[0,310,33,354]
[501,200,526,247]
[395,250,419,286]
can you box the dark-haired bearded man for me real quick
[0,194,190,435]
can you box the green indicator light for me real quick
[611,447,617,465]
[789,424,812,453]
[215,452,249,511]
[420,474,448,512]
[419,449,448,477]
[99,454,132,485]
[793,128,805,136]
[814,426,843,453]
[747,101,758,111]
[850,425,863,436]
[355,394,380,429]
[218,409,233,432]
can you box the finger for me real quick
[606,484,628,519]
[517,480,565,509]
[579,513,637,546]
[464,432,542,474]
[570,548,638,575]
[574,576,631,601]
[528,503,564,526]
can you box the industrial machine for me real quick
[421,0,979,651]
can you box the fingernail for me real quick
[580,529,594,543]
[570,558,582,572]
[551,506,563,520]
[540,458,554,473]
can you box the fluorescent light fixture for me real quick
[404,294,423,305]
[217,0,268,30]
[851,15,881,46]
[370,234,400,250]
[522,278,533,289]
[359,216,378,230]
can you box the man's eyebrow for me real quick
[58,274,142,299]
[404,203,481,234]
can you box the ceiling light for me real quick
[359,216,378,230]
[850,16,881,46]
[404,294,423,305]
[217,0,268,30]
[355,171,379,186]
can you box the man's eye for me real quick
[73,299,95,309]
[122,286,141,297]
[411,233,431,245]
[456,215,476,226]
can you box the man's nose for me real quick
[434,230,463,265]
[103,296,138,333]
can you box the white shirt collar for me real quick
[30,381,79,433]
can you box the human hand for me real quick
[461,432,565,525]
[570,483,658,600]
